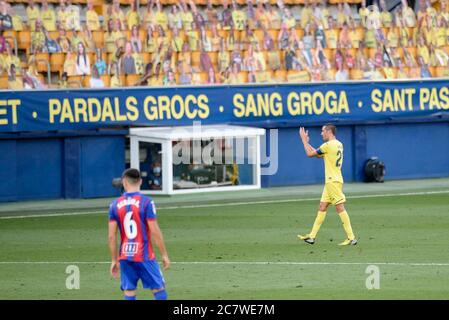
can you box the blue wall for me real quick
[364,123,449,180]
[262,122,449,187]
[80,137,125,198]
[0,133,125,202]
[0,139,63,201]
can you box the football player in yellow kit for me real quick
[298,125,357,246]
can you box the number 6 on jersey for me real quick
[124,211,138,240]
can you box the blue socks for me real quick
[123,290,168,300]
[154,290,168,300]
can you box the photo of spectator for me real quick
[75,42,90,75]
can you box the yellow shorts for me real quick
[320,182,346,205]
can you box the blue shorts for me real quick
[120,260,165,291]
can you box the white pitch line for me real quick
[0,261,449,267]
[1,190,449,220]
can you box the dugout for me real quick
[128,125,265,195]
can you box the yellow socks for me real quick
[339,210,355,240]
[309,211,327,239]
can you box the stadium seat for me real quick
[191,51,201,68]
[255,71,273,83]
[126,74,141,87]
[208,52,218,66]
[274,69,287,82]
[68,80,82,88]
[17,31,31,51]
[50,53,65,75]
[35,53,50,73]
[349,69,364,80]
[366,48,377,60]
[237,71,248,83]
[0,76,8,90]
[49,31,59,41]
[92,31,104,49]
[141,53,152,65]
[101,75,111,87]
[294,28,305,39]
[287,70,311,83]
[435,66,449,77]
[429,67,438,78]
[322,48,335,61]
[3,30,17,49]
[82,76,91,88]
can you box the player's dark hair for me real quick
[122,168,141,185]
[324,124,337,136]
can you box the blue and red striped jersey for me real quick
[108,192,157,262]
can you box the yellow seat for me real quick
[0,76,8,89]
[50,53,65,75]
[82,76,91,87]
[126,74,141,87]
[49,31,59,41]
[35,53,50,72]
[274,69,287,82]
[18,31,31,50]
[429,67,438,78]
[3,30,16,39]
[208,52,218,66]
[141,52,152,65]
[237,71,248,83]
[3,30,17,49]
[287,70,310,83]
[191,51,201,68]
[101,75,111,87]
[350,69,364,80]
[92,31,104,49]
[68,75,83,88]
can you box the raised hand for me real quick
[299,127,310,143]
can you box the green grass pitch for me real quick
[1,182,449,299]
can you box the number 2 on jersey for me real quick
[336,150,342,168]
[124,211,138,240]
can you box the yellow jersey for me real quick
[299,7,312,28]
[42,9,57,32]
[86,10,100,31]
[359,7,369,27]
[381,11,393,28]
[267,11,281,30]
[8,78,24,90]
[325,29,338,49]
[232,10,246,31]
[317,139,344,184]
[12,15,24,31]
[172,36,184,52]
[4,55,21,74]
[387,29,399,47]
[27,6,40,31]
[155,11,168,30]
[57,9,69,30]
[181,11,194,31]
[143,11,155,29]
[126,10,140,30]
[403,7,417,28]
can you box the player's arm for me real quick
[108,220,119,278]
[147,219,171,270]
[299,127,320,158]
